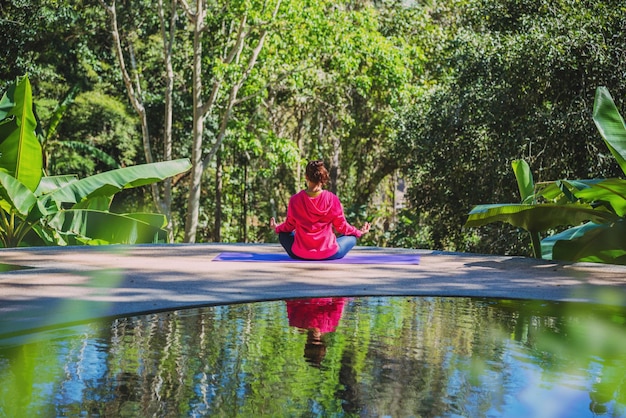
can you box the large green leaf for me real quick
[0,76,43,191]
[535,179,590,203]
[567,178,626,216]
[35,175,78,196]
[549,220,626,265]
[464,203,617,232]
[593,87,626,175]
[28,222,61,246]
[123,212,168,229]
[534,181,568,202]
[40,158,191,213]
[0,81,16,121]
[512,159,534,202]
[535,178,626,215]
[540,222,600,260]
[72,195,113,211]
[0,170,37,217]
[47,209,167,245]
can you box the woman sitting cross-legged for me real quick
[270,159,370,260]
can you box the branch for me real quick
[127,43,144,104]
[200,79,222,118]
[224,15,248,65]
[98,0,145,117]
[201,87,237,170]
[178,0,195,21]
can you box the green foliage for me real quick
[0,0,114,91]
[54,90,137,175]
[0,74,43,191]
[36,85,122,176]
[396,0,626,254]
[465,87,626,265]
[5,0,626,248]
[0,75,191,247]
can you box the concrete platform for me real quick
[1,243,626,337]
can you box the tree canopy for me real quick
[2,0,625,255]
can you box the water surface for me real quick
[1,296,625,417]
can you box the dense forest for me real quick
[2,0,625,256]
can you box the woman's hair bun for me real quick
[306,160,330,186]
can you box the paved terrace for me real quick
[1,243,626,337]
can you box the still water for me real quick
[1,296,625,417]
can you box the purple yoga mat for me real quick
[212,252,420,264]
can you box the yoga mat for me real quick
[212,252,420,265]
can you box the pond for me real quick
[1,296,625,417]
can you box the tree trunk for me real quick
[242,160,248,243]
[159,0,177,242]
[353,159,400,210]
[214,148,222,242]
[330,134,341,195]
[183,0,205,243]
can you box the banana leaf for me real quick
[0,81,16,120]
[0,76,43,191]
[540,222,600,260]
[593,86,626,175]
[0,170,37,217]
[28,222,61,246]
[48,209,168,245]
[40,158,191,213]
[534,179,591,202]
[512,159,534,202]
[569,178,626,216]
[547,220,626,264]
[35,175,78,195]
[464,203,618,233]
[511,159,542,257]
[534,178,626,215]
[123,212,168,229]
[534,181,569,203]
[72,195,113,211]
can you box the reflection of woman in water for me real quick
[286,297,347,366]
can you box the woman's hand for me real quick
[360,222,371,234]
[270,217,277,230]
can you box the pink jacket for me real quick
[286,297,347,333]
[274,190,362,260]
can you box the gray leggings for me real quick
[278,232,357,260]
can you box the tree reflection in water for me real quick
[1,296,625,417]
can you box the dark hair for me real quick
[305,160,330,186]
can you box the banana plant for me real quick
[464,86,626,265]
[0,75,191,247]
